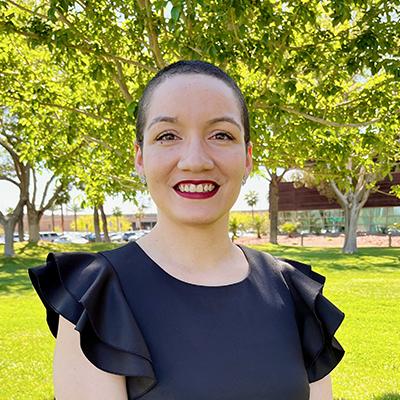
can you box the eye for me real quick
[211,131,234,140]
[156,132,179,141]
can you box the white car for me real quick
[40,231,60,242]
[54,233,89,244]
[109,232,124,242]
[127,230,149,242]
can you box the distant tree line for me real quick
[1,0,399,255]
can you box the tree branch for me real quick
[110,59,133,102]
[3,95,112,121]
[39,173,56,210]
[280,105,381,128]
[0,137,24,181]
[31,167,37,206]
[329,180,347,208]
[229,8,250,58]
[2,14,156,73]
[81,135,128,159]
[6,0,47,18]
[41,181,65,212]
[0,174,20,187]
[141,0,165,69]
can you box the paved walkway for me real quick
[235,234,400,248]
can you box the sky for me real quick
[0,168,274,216]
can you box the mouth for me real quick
[173,180,220,199]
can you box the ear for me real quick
[134,141,144,176]
[245,141,253,177]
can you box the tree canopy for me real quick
[1,0,399,253]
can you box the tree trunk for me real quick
[60,204,65,233]
[18,208,24,241]
[342,202,362,254]
[0,198,27,257]
[329,178,371,254]
[269,174,279,244]
[51,210,55,231]
[3,218,17,257]
[99,205,110,242]
[319,210,328,231]
[27,204,41,243]
[93,206,101,242]
[74,211,77,232]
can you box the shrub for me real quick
[279,221,299,237]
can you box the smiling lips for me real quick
[173,180,220,199]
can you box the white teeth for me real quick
[178,183,216,193]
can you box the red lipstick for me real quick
[174,180,220,200]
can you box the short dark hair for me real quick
[135,60,250,150]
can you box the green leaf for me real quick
[171,6,181,23]
[127,101,138,118]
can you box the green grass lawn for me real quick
[1,241,399,400]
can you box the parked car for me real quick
[13,233,29,241]
[53,235,72,244]
[109,232,124,242]
[388,227,400,236]
[0,233,30,243]
[39,231,60,242]
[85,233,104,242]
[127,230,149,242]
[122,231,140,242]
[54,232,89,244]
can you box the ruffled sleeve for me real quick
[277,257,345,383]
[28,251,156,399]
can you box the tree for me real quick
[309,126,399,253]
[228,215,241,242]
[0,29,143,242]
[99,204,110,242]
[0,110,29,255]
[244,190,258,221]
[253,214,269,239]
[68,202,81,232]
[0,197,26,256]
[3,0,399,254]
[93,206,101,242]
[112,206,123,232]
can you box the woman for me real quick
[29,60,345,400]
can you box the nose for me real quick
[177,137,214,172]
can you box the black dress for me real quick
[28,241,345,400]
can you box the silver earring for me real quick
[139,175,147,185]
[241,176,247,186]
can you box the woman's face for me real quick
[135,74,253,227]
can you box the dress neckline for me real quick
[130,241,253,289]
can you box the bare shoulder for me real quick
[54,315,128,400]
[309,374,333,400]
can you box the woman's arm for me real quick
[309,374,333,400]
[53,315,128,400]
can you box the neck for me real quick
[137,212,236,272]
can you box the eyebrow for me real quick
[148,116,178,129]
[148,115,242,130]
[206,116,241,130]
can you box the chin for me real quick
[165,211,229,227]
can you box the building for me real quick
[18,212,158,233]
[277,173,400,234]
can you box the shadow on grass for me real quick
[0,241,119,295]
[1,241,400,294]
[249,243,400,272]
